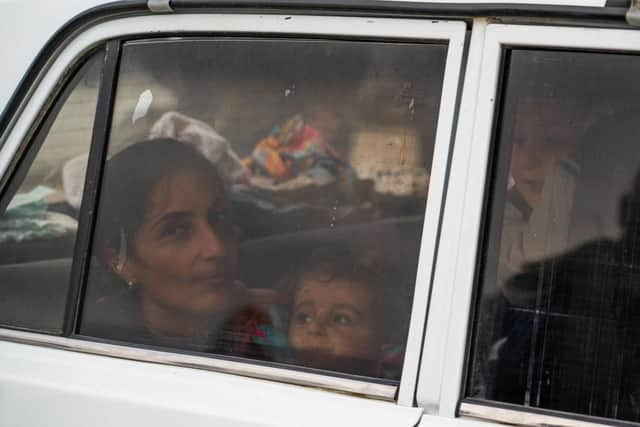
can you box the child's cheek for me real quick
[288,327,305,350]
[333,327,378,358]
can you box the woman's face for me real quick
[123,169,238,317]
[288,277,379,367]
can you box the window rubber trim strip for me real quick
[0,328,397,401]
[64,40,121,336]
[170,0,628,21]
[460,46,513,402]
[460,401,640,427]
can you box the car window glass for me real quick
[0,51,102,333]
[79,38,447,381]
[468,49,640,422]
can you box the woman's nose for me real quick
[198,223,228,258]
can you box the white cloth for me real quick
[498,160,578,305]
[62,111,249,208]
[62,154,88,209]
[148,111,249,187]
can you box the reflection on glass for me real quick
[80,38,447,381]
[0,51,102,332]
[469,49,640,422]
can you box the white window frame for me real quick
[0,13,466,405]
[418,21,640,426]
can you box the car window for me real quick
[468,48,640,423]
[0,50,103,333]
[78,38,447,381]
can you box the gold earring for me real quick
[127,279,136,288]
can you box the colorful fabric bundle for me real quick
[243,115,353,183]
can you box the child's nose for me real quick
[307,319,328,337]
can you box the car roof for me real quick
[0,0,108,116]
[0,0,624,128]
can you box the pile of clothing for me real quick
[243,114,354,188]
[0,186,77,243]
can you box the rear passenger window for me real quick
[469,49,640,422]
[0,51,102,332]
[79,38,447,380]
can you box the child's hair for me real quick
[282,244,411,347]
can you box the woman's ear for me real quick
[98,247,136,285]
[98,247,119,272]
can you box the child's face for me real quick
[288,276,379,366]
[510,99,580,207]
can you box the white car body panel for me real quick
[0,0,107,117]
[0,340,422,427]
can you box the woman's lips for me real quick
[194,273,227,288]
[522,179,544,193]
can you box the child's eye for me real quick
[294,311,313,325]
[332,313,353,326]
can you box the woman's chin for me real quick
[188,286,240,315]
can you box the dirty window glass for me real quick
[468,49,640,422]
[79,38,448,381]
[0,51,102,332]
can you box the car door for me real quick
[0,8,466,426]
[418,18,640,427]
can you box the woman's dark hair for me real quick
[94,138,226,254]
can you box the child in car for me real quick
[284,246,408,378]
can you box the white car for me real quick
[1,1,639,426]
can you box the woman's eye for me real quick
[208,209,226,226]
[162,222,193,239]
[332,313,353,326]
[294,311,313,325]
